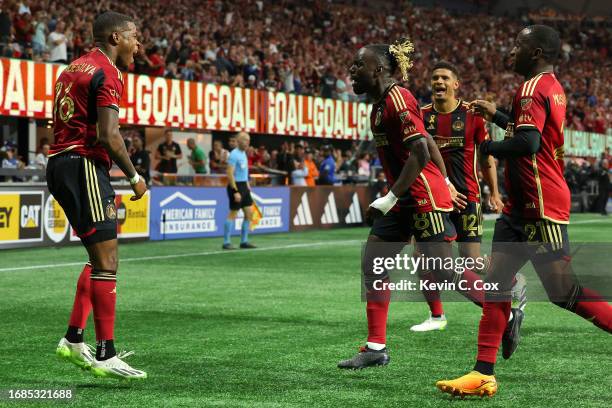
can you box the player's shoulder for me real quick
[385,84,417,112]
[421,102,433,113]
[91,48,124,83]
[519,72,559,99]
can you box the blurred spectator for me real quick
[187,138,207,174]
[14,10,33,50]
[228,135,238,150]
[130,136,150,184]
[155,129,182,173]
[595,159,610,215]
[253,145,270,167]
[1,146,25,181]
[0,6,11,57]
[304,148,319,186]
[47,20,67,64]
[209,140,229,174]
[3,1,610,131]
[357,152,371,178]
[32,11,47,59]
[290,144,308,185]
[34,143,49,169]
[318,145,336,185]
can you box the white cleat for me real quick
[91,352,147,380]
[410,314,448,332]
[56,338,95,370]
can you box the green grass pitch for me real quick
[0,213,610,407]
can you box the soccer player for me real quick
[338,38,494,369]
[223,132,256,250]
[410,61,524,332]
[48,11,147,379]
[436,25,612,397]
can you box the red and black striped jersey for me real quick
[370,84,453,213]
[49,48,124,169]
[503,72,570,223]
[421,100,489,203]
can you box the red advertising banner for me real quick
[0,58,372,140]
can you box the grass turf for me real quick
[0,213,610,407]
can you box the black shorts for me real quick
[449,201,483,243]
[46,154,117,246]
[227,182,253,211]
[369,208,457,242]
[492,214,569,263]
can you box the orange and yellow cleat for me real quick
[436,371,497,398]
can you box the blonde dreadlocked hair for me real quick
[388,37,414,81]
[365,37,415,81]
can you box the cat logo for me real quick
[520,97,532,110]
[427,114,436,130]
[21,204,41,228]
[452,119,464,131]
[0,192,43,243]
[374,109,383,126]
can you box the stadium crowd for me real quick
[0,0,609,132]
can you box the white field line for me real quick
[0,240,360,273]
[1,219,607,272]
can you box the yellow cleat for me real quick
[436,371,497,398]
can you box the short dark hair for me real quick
[432,61,459,79]
[524,25,560,63]
[93,11,134,44]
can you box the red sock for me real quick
[420,271,444,316]
[574,287,612,333]
[90,270,117,341]
[457,269,485,306]
[68,263,93,329]
[366,285,390,345]
[477,301,511,363]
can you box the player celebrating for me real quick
[410,61,525,332]
[48,11,147,380]
[338,38,494,369]
[436,25,612,398]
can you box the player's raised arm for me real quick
[97,106,147,200]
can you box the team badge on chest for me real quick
[452,119,464,131]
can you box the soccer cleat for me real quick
[222,243,236,250]
[436,371,497,398]
[502,307,524,359]
[240,242,257,249]
[337,346,390,369]
[91,351,147,380]
[56,337,95,370]
[511,272,527,311]
[410,313,447,332]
